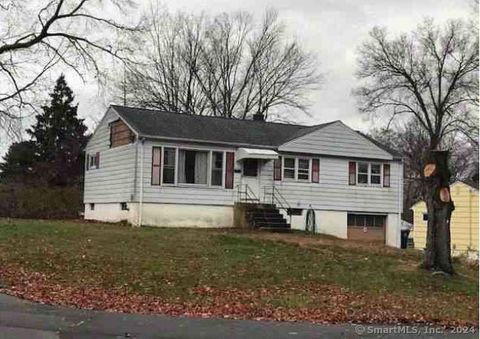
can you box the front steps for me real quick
[234,203,291,232]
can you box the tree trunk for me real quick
[422,150,455,274]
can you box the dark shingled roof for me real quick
[111,105,335,148]
[111,105,400,159]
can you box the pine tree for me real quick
[0,141,36,183]
[27,75,88,185]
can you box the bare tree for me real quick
[0,0,140,139]
[356,19,479,273]
[120,8,321,120]
[372,122,479,210]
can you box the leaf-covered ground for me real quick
[0,219,477,326]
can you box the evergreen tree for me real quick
[0,141,36,183]
[27,75,88,185]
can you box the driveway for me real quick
[0,294,476,338]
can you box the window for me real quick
[243,159,258,177]
[423,213,428,221]
[297,159,310,180]
[347,213,386,228]
[87,152,99,170]
[120,202,128,210]
[370,164,381,185]
[89,203,95,210]
[163,148,176,184]
[354,162,383,186]
[178,149,208,184]
[211,152,223,186]
[283,158,295,179]
[151,147,231,188]
[357,162,369,184]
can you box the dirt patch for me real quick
[228,230,406,256]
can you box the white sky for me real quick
[0,0,474,156]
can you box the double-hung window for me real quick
[283,158,310,181]
[370,164,381,184]
[297,159,310,181]
[356,162,381,186]
[211,151,224,186]
[283,158,296,179]
[163,148,176,184]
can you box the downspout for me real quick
[138,137,145,227]
[469,188,472,251]
[398,160,403,247]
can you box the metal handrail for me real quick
[263,186,292,224]
[236,184,260,203]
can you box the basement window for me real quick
[89,203,95,210]
[120,202,128,211]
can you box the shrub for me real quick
[0,184,82,219]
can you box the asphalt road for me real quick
[0,294,477,338]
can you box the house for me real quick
[411,181,479,257]
[84,105,404,247]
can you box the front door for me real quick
[242,159,261,201]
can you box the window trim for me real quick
[283,157,296,180]
[177,148,210,186]
[87,153,99,170]
[210,151,224,187]
[162,147,177,186]
[151,145,227,188]
[297,158,311,181]
[355,161,383,186]
[282,157,311,182]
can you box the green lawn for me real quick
[0,218,477,325]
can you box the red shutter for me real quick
[312,159,320,183]
[151,147,162,185]
[95,152,100,168]
[274,156,282,181]
[383,164,391,187]
[225,152,235,189]
[348,161,356,185]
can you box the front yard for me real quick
[0,219,477,326]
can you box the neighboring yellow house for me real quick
[411,181,478,257]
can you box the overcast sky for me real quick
[0,0,474,156]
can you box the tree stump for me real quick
[422,150,455,274]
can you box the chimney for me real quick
[252,113,265,121]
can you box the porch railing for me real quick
[263,186,292,224]
[236,184,260,203]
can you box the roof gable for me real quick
[278,121,394,160]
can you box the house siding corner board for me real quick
[136,140,237,206]
[84,109,136,204]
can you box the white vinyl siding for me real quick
[136,140,237,206]
[272,157,402,213]
[279,121,393,160]
[84,108,137,203]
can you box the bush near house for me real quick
[0,219,477,326]
[0,185,82,219]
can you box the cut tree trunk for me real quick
[422,150,455,274]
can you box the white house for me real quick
[84,105,403,247]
